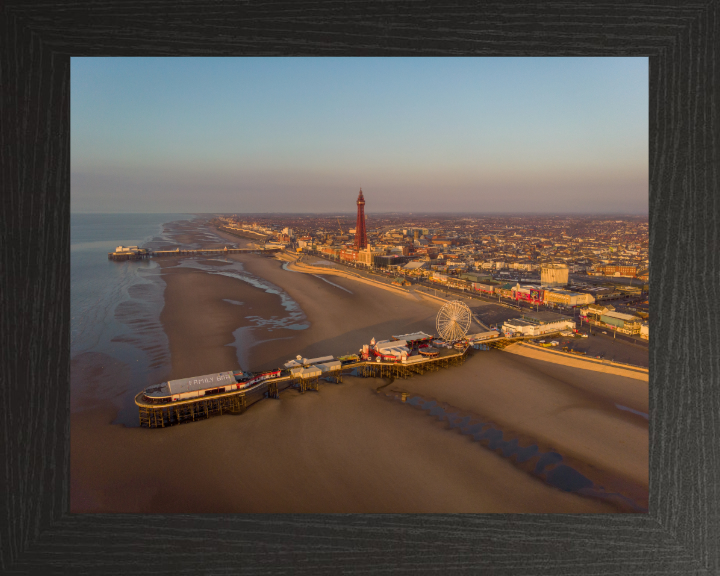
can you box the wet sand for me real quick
[72,373,621,513]
[157,258,291,380]
[386,350,648,494]
[71,219,648,513]
[231,254,440,372]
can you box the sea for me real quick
[70,212,309,425]
[71,213,191,423]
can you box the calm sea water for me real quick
[71,213,191,357]
[71,214,193,421]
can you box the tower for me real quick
[355,188,367,249]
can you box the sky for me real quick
[71,57,648,214]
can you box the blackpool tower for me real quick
[354,188,368,250]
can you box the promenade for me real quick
[504,342,649,381]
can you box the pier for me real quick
[133,330,564,429]
[149,247,281,257]
[135,346,475,428]
[137,390,248,428]
[109,246,281,261]
[133,303,572,430]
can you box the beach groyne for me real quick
[504,342,649,381]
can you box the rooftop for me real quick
[503,319,536,327]
[601,311,639,322]
[284,355,334,368]
[587,303,614,311]
[392,332,433,342]
[522,311,568,324]
[403,261,426,270]
[149,371,236,396]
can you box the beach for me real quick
[71,218,648,513]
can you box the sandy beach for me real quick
[384,351,648,494]
[71,218,648,513]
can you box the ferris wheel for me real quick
[436,300,472,342]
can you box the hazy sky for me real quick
[71,57,648,214]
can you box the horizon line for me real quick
[71,211,650,217]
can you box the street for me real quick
[539,332,649,368]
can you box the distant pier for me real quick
[108,246,281,261]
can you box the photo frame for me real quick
[2,2,717,573]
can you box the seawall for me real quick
[503,342,649,381]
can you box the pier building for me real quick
[108,246,149,261]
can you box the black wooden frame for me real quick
[1,2,718,574]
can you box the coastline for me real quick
[71,218,648,513]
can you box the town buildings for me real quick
[541,263,569,287]
[501,312,575,337]
[215,195,649,334]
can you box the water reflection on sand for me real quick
[392,393,647,512]
[173,258,310,368]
